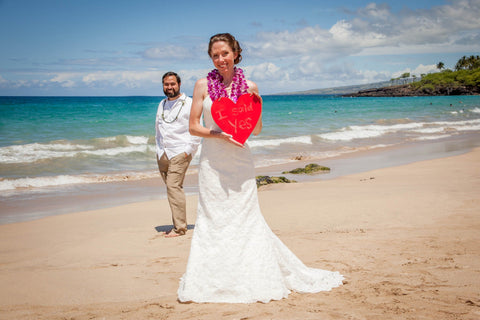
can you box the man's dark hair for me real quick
[162,71,181,84]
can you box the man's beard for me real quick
[164,88,180,98]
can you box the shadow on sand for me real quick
[154,224,195,233]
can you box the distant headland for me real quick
[343,82,480,97]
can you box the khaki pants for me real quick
[157,152,192,235]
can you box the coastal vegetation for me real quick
[410,55,480,95]
[346,55,480,97]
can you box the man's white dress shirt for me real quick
[155,93,201,159]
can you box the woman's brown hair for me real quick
[208,33,243,64]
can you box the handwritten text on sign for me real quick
[211,93,262,145]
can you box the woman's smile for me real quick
[210,41,237,74]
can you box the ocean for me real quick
[1,95,480,223]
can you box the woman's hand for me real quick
[250,91,262,104]
[211,130,245,148]
[246,82,263,136]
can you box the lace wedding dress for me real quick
[177,96,343,303]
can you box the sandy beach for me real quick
[1,147,479,320]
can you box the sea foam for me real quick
[471,107,480,114]
[0,171,159,192]
[0,135,155,164]
[318,119,480,141]
[248,135,312,148]
[318,122,424,141]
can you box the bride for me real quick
[178,33,343,303]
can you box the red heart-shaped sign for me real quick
[211,93,262,145]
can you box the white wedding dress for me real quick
[177,96,343,303]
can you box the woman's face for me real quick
[210,41,238,74]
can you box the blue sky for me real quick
[0,0,479,96]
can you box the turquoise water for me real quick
[1,95,480,194]
[0,96,158,144]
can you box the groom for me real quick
[155,72,201,237]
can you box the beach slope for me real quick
[0,149,479,319]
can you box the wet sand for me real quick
[2,133,478,225]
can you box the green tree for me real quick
[455,55,480,71]
[436,62,445,70]
[455,56,467,70]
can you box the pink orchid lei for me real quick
[207,67,249,102]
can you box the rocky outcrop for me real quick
[282,163,330,175]
[256,176,296,188]
[344,84,480,97]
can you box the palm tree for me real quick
[455,56,466,70]
[436,62,445,70]
[455,55,480,70]
[467,55,480,69]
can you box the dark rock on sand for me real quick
[256,176,296,188]
[282,163,331,174]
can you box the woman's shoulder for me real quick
[193,78,209,101]
[195,78,208,92]
[246,79,259,93]
[195,77,208,86]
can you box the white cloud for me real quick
[348,0,480,45]
[0,75,7,86]
[80,68,208,93]
[245,62,286,81]
[82,70,164,88]
[329,20,387,49]
[357,3,391,20]
[392,64,439,78]
[247,0,480,60]
[142,44,193,60]
[247,26,339,59]
[50,73,80,88]
[0,75,47,89]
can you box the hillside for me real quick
[343,83,480,97]
[274,80,396,95]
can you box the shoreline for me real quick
[1,133,479,225]
[0,145,478,319]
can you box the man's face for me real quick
[163,75,180,99]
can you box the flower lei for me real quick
[207,67,249,102]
